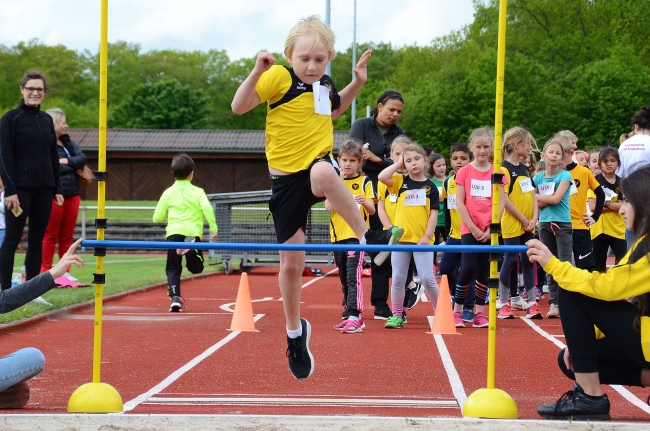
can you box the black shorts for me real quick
[269,155,338,244]
[572,229,595,270]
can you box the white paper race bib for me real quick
[389,194,398,203]
[538,182,555,196]
[570,182,578,195]
[603,187,617,201]
[312,81,331,115]
[403,189,426,207]
[469,179,491,198]
[519,178,534,193]
[447,194,457,209]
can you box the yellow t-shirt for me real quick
[377,180,398,226]
[441,176,461,240]
[567,163,601,230]
[387,174,438,243]
[501,161,535,239]
[329,175,374,242]
[255,65,341,173]
[588,175,625,240]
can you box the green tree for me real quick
[109,79,209,129]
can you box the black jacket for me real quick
[0,100,61,197]
[349,116,404,182]
[58,134,86,198]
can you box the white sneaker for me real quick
[546,303,560,318]
[542,284,550,294]
[32,296,53,306]
[510,296,528,311]
[63,272,79,282]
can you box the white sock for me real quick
[359,234,367,245]
[287,325,302,339]
[348,315,360,321]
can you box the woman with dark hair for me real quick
[618,105,650,179]
[527,165,650,421]
[40,108,86,282]
[349,90,405,319]
[0,71,62,291]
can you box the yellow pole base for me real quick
[463,388,518,419]
[67,382,123,413]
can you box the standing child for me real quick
[327,140,375,333]
[452,128,506,328]
[378,144,440,328]
[152,154,218,312]
[428,153,448,265]
[497,127,541,319]
[588,147,627,272]
[588,149,601,177]
[533,136,574,318]
[439,142,476,322]
[231,16,402,379]
[555,130,605,272]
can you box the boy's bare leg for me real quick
[311,161,368,239]
[279,229,306,331]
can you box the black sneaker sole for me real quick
[538,412,610,421]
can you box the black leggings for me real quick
[557,287,650,386]
[0,188,53,290]
[592,233,627,273]
[455,234,489,306]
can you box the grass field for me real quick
[0,252,229,325]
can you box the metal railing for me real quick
[78,206,156,250]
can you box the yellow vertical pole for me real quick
[462,0,517,418]
[68,0,122,412]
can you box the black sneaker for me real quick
[405,282,424,309]
[373,304,392,320]
[286,318,314,380]
[537,383,610,420]
[169,296,184,312]
[365,227,405,266]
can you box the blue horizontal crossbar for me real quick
[81,240,528,253]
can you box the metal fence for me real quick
[208,190,333,274]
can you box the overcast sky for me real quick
[0,0,477,60]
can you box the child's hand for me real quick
[49,238,85,280]
[352,50,372,84]
[253,51,276,74]
[524,217,537,232]
[417,236,430,245]
[324,199,333,212]
[211,232,218,242]
[526,239,552,267]
[582,214,596,227]
[352,194,365,205]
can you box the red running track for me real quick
[0,267,649,420]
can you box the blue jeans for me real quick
[0,347,45,392]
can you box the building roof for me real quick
[68,129,352,153]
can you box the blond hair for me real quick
[401,143,428,160]
[46,107,66,128]
[502,126,538,158]
[390,135,413,155]
[468,127,494,147]
[284,16,336,60]
[555,130,578,148]
[542,134,573,154]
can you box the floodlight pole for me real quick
[351,0,357,125]
[325,0,331,77]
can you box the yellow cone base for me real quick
[68,382,123,413]
[463,388,518,419]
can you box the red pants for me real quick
[41,195,80,273]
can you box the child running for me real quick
[231,16,403,380]
[378,143,440,328]
[439,142,476,322]
[452,128,506,328]
[152,154,218,312]
[533,136,574,318]
[327,140,374,333]
[497,127,541,319]
[588,147,627,272]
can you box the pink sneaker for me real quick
[333,320,348,331]
[497,303,514,319]
[526,303,543,319]
[453,311,465,328]
[341,317,365,334]
[473,311,489,328]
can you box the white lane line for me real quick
[122,314,265,412]
[219,297,274,313]
[521,318,650,415]
[427,316,466,411]
[144,396,457,408]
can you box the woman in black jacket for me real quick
[0,71,62,291]
[40,108,86,280]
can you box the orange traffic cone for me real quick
[427,275,459,335]
[227,273,258,332]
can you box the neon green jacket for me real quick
[152,180,217,237]
[544,236,650,361]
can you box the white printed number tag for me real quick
[447,194,457,209]
[389,194,398,203]
[403,189,426,207]
[519,178,534,193]
[538,182,555,196]
[469,179,491,198]
[603,187,617,201]
[312,81,331,115]
[570,182,578,195]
